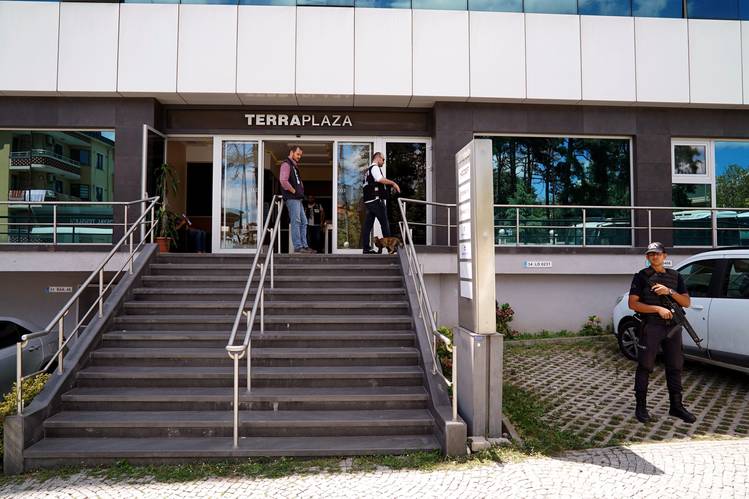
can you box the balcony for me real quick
[10,149,82,179]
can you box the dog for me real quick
[374,236,403,254]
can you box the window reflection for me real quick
[578,0,631,16]
[672,184,712,246]
[714,141,749,246]
[524,0,577,14]
[355,0,410,6]
[297,0,354,4]
[687,0,739,19]
[632,0,682,17]
[412,0,467,10]
[238,0,295,4]
[468,0,521,12]
[742,0,749,19]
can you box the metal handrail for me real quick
[225,195,284,449]
[397,198,457,423]
[398,198,749,248]
[15,196,160,414]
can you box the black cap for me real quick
[645,242,666,255]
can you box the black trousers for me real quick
[635,321,684,396]
[308,225,323,252]
[361,199,391,251]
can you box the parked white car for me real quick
[0,317,58,395]
[613,248,749,374]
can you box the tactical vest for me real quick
[281,159,304,201]
[308,205,322,226]
[363,164,386,203]
[636,267,681,323]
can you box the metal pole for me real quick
[515,208,520,245]
[452,343,458,422]
[246,316,252,393]
[16,342,23,414]
[270,251,274,289]
[648,210,652,244]
[233,354,239,448]
[57,317,64,374]
[582,209,587,247]
[447,206,451,246]
[98,269,104,318]
[711,209,718,248]
[149,205,155,243]
[52,205,57,245]
[260,288,265,335]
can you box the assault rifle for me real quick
[646,272,704,350]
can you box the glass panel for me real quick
[412,0,467,9]
[715,141,749,245]
[578,0,631,16]
[724,259,749,298]
[238,0,294,4]
[673,144,708,176]
[1,130,115,244]
[123,0,179,3]
[356,0,411,6]
[687,0,739,19]
[672,183,712,246]
[490,136,631,246]
[468,0,521,12]
[524,0,577,14]
[221,141,258,250]
[742,0,749,19]
[384,142,427,245]
[337,142,371,250]
[632,0,682,17]
[180,0,238,4]
[678,259,716,297]
[297,0,354,5]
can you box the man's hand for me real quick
[651,284,671,296]
[657,306,673,320]
[392,182,401,194]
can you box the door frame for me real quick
[140,124,168,241]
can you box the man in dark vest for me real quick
[628,242,696,424]
[279,145,315,254]
[361,152,400,254]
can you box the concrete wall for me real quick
[1,3,748,107]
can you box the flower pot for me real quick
[156,237,172,253]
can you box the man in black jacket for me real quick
[628,242,696,424]
[360,152,400,254]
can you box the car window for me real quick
[723,259,749,299]
[0,321,29,350]
[678,259,718,298]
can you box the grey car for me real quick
[0,317,58,395]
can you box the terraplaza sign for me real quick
[244,113,353,127]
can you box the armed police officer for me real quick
[628,242,696,424]
[360,152,400,254]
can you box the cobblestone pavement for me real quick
[1,439,747,498]
[504,337,749,447]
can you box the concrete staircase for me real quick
[23,253,440,467]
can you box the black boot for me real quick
[635,393,650,423]
[669,392,697,424]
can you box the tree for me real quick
[716,164,749,208]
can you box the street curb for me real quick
[508,335,612,347]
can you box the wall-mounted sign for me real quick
[523,260,552,269]
[244,113,352,128]
[46,286,73,293]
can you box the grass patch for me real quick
[503,383,587,455]
[507,329,608,342]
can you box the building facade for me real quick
[2,0,749,331]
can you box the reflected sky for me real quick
[687,0,739,19]
[715,141,749,177]
[578,0,631,16]
[468,0,521,12]
[632,0,682,17]
[412,0,466,9]
[524,0,576,14]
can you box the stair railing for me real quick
[14,196,160,414]
[397,198,457,422]
[225,195,284,449]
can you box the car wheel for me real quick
[617,318,641,362]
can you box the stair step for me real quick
[131,288,406,302]
[24,435,440,466]
[60,386,429,411]
[149,263,402,277]
[156,254,398,264]
[121,301,409,316]
[141,275,404,289]
[112,315,413,331]
[102,330,415,349]
[43,409,434,438]
[76,365,424,388]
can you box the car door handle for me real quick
[27,345,40,352]
[691,305,704,311]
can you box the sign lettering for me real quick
[244,113,353,128]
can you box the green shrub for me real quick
[579,315,605,336]
[496,302,518,338]
[0,373,51,457]
[436,326,453,380]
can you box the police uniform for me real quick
[306,201,324,252]
[360,162,391,254]
[629,242,696,424]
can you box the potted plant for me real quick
[154,162,179,253]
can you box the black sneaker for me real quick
[362,249,377,254]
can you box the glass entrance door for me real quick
[335,142,372,252]
[212,139,261,252]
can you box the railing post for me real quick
[447,206,451,246]
[98,269,104,318]
[16,342,23,414]
[647,210,653,244]
[582,208,587,247]
[149,205,155,244]
[452,342,458,422]
[515,208,520,245]
[52,205,58,245]
[233,354,239,449]
[57,317,65,374]
[270,250,274,289]
[711,209,718,248]
[246,317,252,393]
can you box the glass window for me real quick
[578,0,631,16]
[412,0,467,9]
[297,0,354,5]
[123,0,179,3]
[490,136,631,246]
[468,0,521,12]
[742,0,749,19]
[356,0,411,6]
[632,0,682,17]
[384,142,428,245]
[524,0,577,14]
[715,141,749,246]
[724,259,749,298]
[678,259,717,297]
[687,0,739,19]
[337,142,372,250]
[0,130,115,244]
[672,184,712,246]
[180,0,238,3]
[220,141,259,250]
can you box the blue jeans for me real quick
[285,199,308,251]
